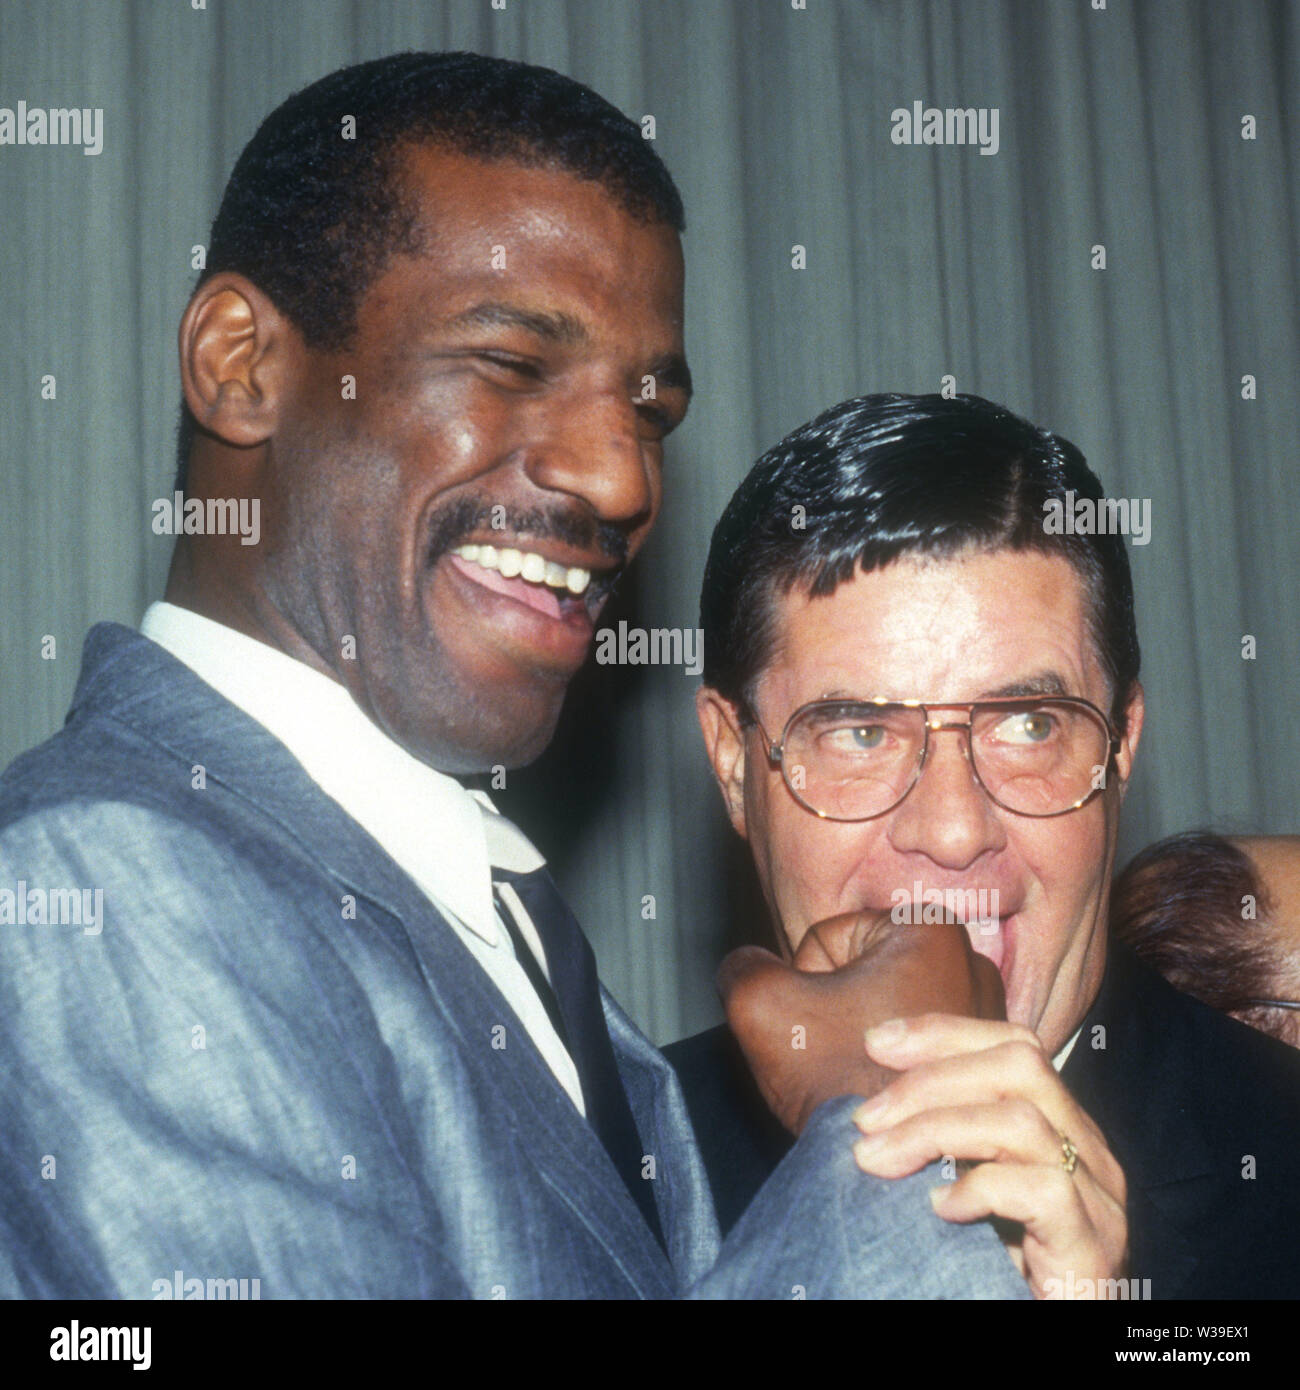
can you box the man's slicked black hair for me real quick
[700,392,1142,733]
[175,49,684,488]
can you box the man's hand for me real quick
[717,909,1004,1135]
[851,1014,1128,1298]
[721,908,1128,1298]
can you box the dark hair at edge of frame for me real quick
[1111,831,1294,1043]
[699,392,1141,735]
[173,50,685,490]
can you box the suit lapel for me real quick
[366,881,678,1296]
[492,866,667,1249]
[601,990,722,1285]
[1063,943,1212,1298]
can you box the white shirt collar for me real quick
[139,600,542,944]
[470,788,546,876]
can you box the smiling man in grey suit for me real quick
[0,52,1027,1300]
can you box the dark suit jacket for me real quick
[665,941,1300,1298]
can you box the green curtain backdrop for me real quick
[1,0,1296,1044]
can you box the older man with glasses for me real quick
[667,391,1300,1299]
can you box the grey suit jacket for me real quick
[0,624,1022,1299]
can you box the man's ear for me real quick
[178,272,301,452]
[1114,680,1145,797]
[696,685,750,839]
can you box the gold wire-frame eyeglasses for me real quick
[742,694,1122,822]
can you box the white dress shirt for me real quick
[139,600,585,1114]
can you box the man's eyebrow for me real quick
[814,673,1073,702]
[439,299,692,398]
[979,673,1071,699]
[441,300,591,345]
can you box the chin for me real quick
[363,641,568,773]
[443,698,565,774]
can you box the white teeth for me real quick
[454,542,594,597]
[520,553,546,583]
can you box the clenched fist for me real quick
[718,908,1004,1135]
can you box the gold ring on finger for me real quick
[1059,1131,1079,1175]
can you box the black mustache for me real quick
[426,498,629,570]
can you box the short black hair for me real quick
[700,392,1141,733]
[1112,832,1295,1044]
[175,49,684,489]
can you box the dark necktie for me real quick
[491,884,571,1050]
[492,866,666,1252]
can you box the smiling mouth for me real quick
[446,541,618,623]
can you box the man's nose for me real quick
[524,389,656,528]
[886,724,1006,870]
